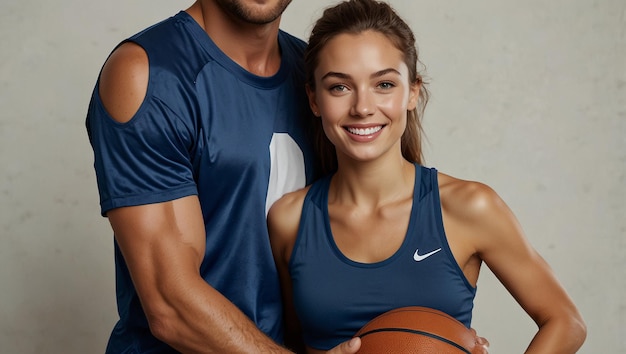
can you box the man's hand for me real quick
[327,337,361,354]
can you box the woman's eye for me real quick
[330,85,348,93]
[378,82,395,89]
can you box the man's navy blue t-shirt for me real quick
[86,11,315,353]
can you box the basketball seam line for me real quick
[357,328,471,354]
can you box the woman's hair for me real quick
[304,0,429,176]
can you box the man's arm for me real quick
[108,196,291,353]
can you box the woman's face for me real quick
[308,30,419,165]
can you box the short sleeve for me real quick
[86,85,198,216]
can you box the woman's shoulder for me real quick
[267,186,311,243]
[437,172,506,222]
[270,186,311,215]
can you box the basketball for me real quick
[355,306,476,354]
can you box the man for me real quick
[86,0,364,352]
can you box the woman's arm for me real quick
[268,188,309,353]
[267,188,362,354]
[442,176,586,353]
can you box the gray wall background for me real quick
[0,0,624,352]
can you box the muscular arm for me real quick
[440,175,586,353]
[100,43,290,353]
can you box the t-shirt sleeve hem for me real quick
[100,184,198,217]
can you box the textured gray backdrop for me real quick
[0,0,624,352]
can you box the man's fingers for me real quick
[327,337,361,354]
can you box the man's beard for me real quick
[214,0,293,25]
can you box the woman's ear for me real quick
[306,84,321,117]
[407,81,420,111]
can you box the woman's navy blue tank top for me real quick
[289,164,476,350]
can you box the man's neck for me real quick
[186,1,282,77]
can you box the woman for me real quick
[268,0,586,353]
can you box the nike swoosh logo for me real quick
[413,248,442,262]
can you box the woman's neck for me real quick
[330,156,415,208]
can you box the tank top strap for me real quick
[406,164,443,250]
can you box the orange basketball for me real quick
[355,306,476,354]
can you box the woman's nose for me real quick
[350,89,375,118]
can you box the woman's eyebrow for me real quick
[320,68,401,81]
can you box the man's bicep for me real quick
[107,195,206,298]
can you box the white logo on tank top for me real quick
[413,248,442,262]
